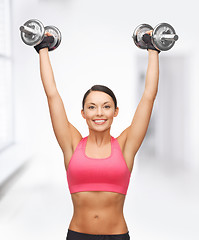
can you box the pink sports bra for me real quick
[66,136,131,195]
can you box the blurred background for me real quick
[0,0,199,239]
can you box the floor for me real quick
[0,147,199,240]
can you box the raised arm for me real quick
[38,47,82,155]
[119,49,159,158]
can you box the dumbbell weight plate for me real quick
[44,26,62,51]
[20,19,45,46]
[133,24,153,49]
[152,23,176,51]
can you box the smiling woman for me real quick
[33,26,159,239]
[81,86,119,133]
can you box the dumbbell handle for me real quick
[160,34,179,41]
[20,25,40,36]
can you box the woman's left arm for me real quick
[121,50,159,158]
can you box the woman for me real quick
[34,30,159,240]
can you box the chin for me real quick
[91,126,111,132]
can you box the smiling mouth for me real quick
[93,119,107,125]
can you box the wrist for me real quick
[148,49,159,55]
[39,48,49,54]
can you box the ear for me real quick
[81,109,86,119]
[114,107,119,117]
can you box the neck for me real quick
[88,129,111,146]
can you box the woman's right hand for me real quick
[34,32,54,54]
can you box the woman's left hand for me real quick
[143,30,160,53]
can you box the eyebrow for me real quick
[88,101,111,105]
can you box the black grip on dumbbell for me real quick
[34,36,55,53]
[142,34,160,53]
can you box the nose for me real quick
[96,107,103,116]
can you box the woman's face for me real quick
[81,91,119,132]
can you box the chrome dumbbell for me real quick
[19,19,62,51]
[132,23,179,51]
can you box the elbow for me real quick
[46,90,59,99]
[144,89,158,101]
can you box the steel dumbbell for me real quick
[132,23,179,51]
[19,19,62,51]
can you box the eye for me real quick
[104,105,111,109]
[88,106,95,109]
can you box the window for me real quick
[0,0,14,151]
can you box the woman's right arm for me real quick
[39,48,82,155]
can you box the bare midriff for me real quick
[68,191,128,235]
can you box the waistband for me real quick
[67,228,129,236]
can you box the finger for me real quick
[45,32,53,36]
[145,30,153,36]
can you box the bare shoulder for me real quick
[69,122,83,151]
[63,123,82,168]
[116,126,135,173]
[116,126,131,152]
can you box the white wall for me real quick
[12,0,199,170]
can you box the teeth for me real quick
[94,120,106,123]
